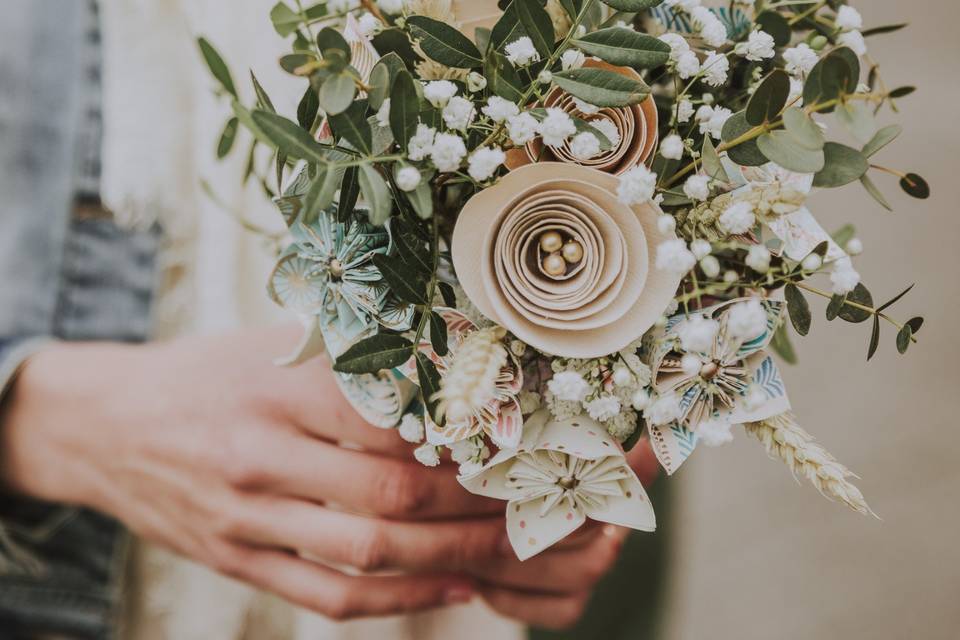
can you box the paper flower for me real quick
[646,298,791,474]
[398,308,525,448]
[452,162,683,358]
[505,60,658,176]
[269,212,414,357]
[460,410,656,560]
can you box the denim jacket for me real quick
[0,2,159,638]
[0,3,670,639]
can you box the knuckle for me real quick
[208,543,247,579]
[347,524,392,572]
[221,428,273,489]
[212,503,252,540]
[553,596,588,629]
[374,463,432,517]
[449,523,500,568]
[321,587,361,622]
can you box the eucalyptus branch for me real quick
[796,282,917,342]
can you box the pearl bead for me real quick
[542,252,567,277]
[539,231,563,253]
[700,361,720,380]
[561,240,584,264]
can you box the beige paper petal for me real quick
[453,163,682,358]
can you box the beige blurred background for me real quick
[661,2,960,638]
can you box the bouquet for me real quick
[200,0,930,559]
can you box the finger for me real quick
[240,429,502,519]
[222,545,475,621]
[480,586,589,630]
[227,496,509,573]
[626,437,660,488]
[469,525,624,594]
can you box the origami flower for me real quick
[398,308,525,448]
[268,212,414,357]
[460,410,656,560]
[505,60,658,176]
[646,298,791,474]
[452,162,683,358]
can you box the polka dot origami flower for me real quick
[645,298,791,474]
[460,410,655,560]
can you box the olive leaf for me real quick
[552,67,650,108]
[333,334,414,374]
[198,38,237,98]
[372,254,428,304]
[572,27,671,69]
[406,16,483,68]
[389,71,420,152]
[358,163,393,225]
[515,0,555,58]
[251,110,330,163]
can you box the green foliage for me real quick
[784,284,811,336]
[552,67,650,107]
[317,72,356,116]
[251,110,330,163]
[721,111,767,166]
[899,173,930,199]
[389,71,420,152]
[572,28,671,69]
[197,38,237,98]
[757,131,825,174]
[746,70,790,126]
[333,334,414,374]
[515,0,556,58]
[813,143,869,188]
[406,16,483,68]
[329,102,372,155]
[358,163,393,225]
[598,0,665,12]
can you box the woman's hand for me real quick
[0,325,658,627]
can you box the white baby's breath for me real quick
[467,146,505,182]
[538,108,577,147]
[547,370,591,403]
[423,80,457,107]
[719,200,756,234]
[407,123,436,161]
[430,132,467,172]
[482,96,519,123]
[656,238,697,273]
[660,133,685,160]
[617,165,658,205]
[442,96,476,131]
[506,112,539,145]
[505,36,540,66]
[569,132,600,160]
[398,413,425,443]
[395,166,421,191]
[736,29,776,61]
[727,298,767,341]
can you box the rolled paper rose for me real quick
[452,162,683,358]
[505,59,659,176]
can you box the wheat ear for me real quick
[743,413,877,518]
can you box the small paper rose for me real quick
[452,162,683,358]
[505,60,659,176]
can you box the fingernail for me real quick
[498,532,514,557]
[444,585,474,605]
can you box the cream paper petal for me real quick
[648,422,698,476]
[333,369,418,430]
[582,473,656,532]
[507,496,587,561]
[533,413,627,461]
[453,163,680,358]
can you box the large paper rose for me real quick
[505,60,659,176]
[452,162,683,358]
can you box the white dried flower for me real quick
[423,80,457,107]
[783,43,819,76]
[561,48,586,70]
[656,238,697,273]
[547,370,591,403]
[746,244,771,273]
[414,443,441,467]
[505,36,540,66]
[647,393,682,426]
[408,123,436,161]
[537,69,553,84]
[736,29,776,61]
[430,132,467,172]
[683,174,711,201]
[660,133,685,160]
[698,105,732,139]
[677,99,695,123]
[681,353,703,377]
[837,30,867,56]
[631,388,651,411]
[466,71,487,92]
[538,107,577,147]
[700,255,721,278]
[697,418,734,446]
[482,96,520,123]
[690,238,712,260]
[657,214,677,234]
[801,253,823,271]
[395,166,421,191]
[659,33,690,61]
[830,257,861,295]
[702,51,729,87]
[377,0,404,13]
[835,5,863,31]
[590,119,620,146]
[585,394,622,422]
[506,112,539,145]
[676,50,701,79]
[617,165,658,205]
[398,413,425,443]
[356,12,381,37]
[569,132,601,160]
[845,237,863,256]
[572,97,601,115]
[727,298,767,341]
[719,200,756,234]
[467,146,505,182]
[678,315,720,353]
[442,96,476,131]
[699,17,728,48]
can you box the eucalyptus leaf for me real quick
[826,294,845,321]
[746,70,790,125]
[251,110,329,163]
[862,124,902,157]
[701,136,728,183]
[757,131,825,173]
[301,164,341,224]
[515,0,555,58]
[836,101,877,144]
[867,315,881,361]
[318,72,357,116]
[721,111,767,167]
[333,334,414,374]
[407,16,483,68]
[888,86,916,99]
[812,142,868,188]
[572,28,670,69]
[372,254,428,304]
[407,181,435,219]
[770,323,798,365]
[863,23,908,37]
[317,26,351,62]
[270,2,328,37]
[197,37,237,98]
[860,174,893,211]
[389,71,420,152]
[329,102,372,155]
[755,10,791,46]
[782,107,824,150]
[438,281,457,308]
[804,49,858,112]
[297,86,320,130]
[907,317,924,333]
[358,163,393,225]
[899,173,930,199]
[367,53,406,111]
[838,283,873,323]
[784,284,812,336]
[552,67,650,107]
[279,53,316,75]
[877,283,914,313]
[896,324,912,354]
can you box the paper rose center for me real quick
[491,180,646,330]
